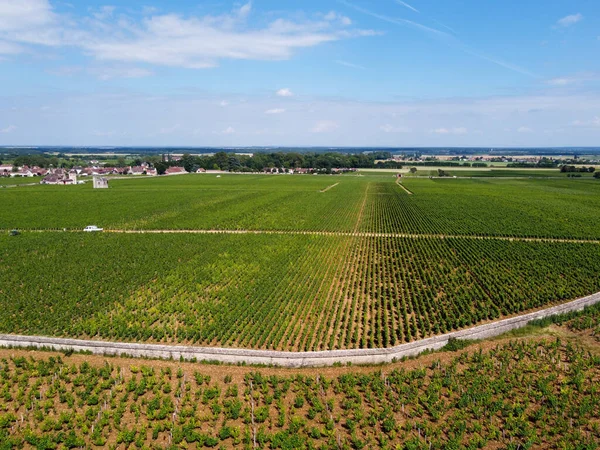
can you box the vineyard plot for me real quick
[0,335,599,449]
[2,233,600,351]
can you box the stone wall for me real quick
[1,291,598,368]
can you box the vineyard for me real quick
[0,308,599,449]
[1,173,600,353]
[1,174,600,239]
[2,232,600,351]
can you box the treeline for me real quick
[507,158,557,168]
[157,151,396,174]
[560,165,596,173]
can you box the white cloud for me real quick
[431,127,467,135]
[380,124,410,133]
[311,120,339,133]
[557,13,583,27]
[219,100,229,107]
[276,88,294,97]
[0,0,55,32]
[265,108,285,114]
[0,125,16,133]
[221,126,236,135]
[0,1,375,69]
[517,126,533,133]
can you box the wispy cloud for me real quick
[517,126,533,133]
[546,72,599,86]
[431,127,468,135]
[339,1,448,36]
[0,125,16,134]
[220,126,236,135]
[89,66,153,80]
[311,120,339,133]
[265,108,285,114]
[395,1,419,14]
[572,117,600,128]
[276,88,294,97]
[380,124,410,133]
[339,0,535,77]
[323,11,352,26]
[159,124,181,134]
[557,13,583,28]
[334,59,366,70]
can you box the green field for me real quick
[2,174,600,239]
[0,177,41,187]
[1,173,600,351]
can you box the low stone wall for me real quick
[1,292,599,368]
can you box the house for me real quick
[165,166,187,175]
[196,168,206,173]
[41,175,60,185]
[32,167,48,176]
[0,164,14,176]
[130,166,145,175]
[93,177,109,189]
[145,168,157,176]
[17,168,35,177]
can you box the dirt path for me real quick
[396,178,413,195]
[320,182,339,193]
[15,228,600,245]
[1,291,598,368]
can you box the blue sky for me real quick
[0,0,599,147]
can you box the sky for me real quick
[0,0,599,147]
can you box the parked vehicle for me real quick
[83,225,103,232]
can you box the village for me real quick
[0,161,358,186]
[0,163,192,185]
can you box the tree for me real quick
[154,162,169,175]
[594,172,600,179]
[181,153,195,173]
[214,152,229,171]
[409,167,417,174]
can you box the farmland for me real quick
[1,173,600,353]
[0,305,599,449]
[2,174,600,239]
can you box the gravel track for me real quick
[13,228,600,245]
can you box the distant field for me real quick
[0,177,41,186]
[2,174,600,239]
[2,173,600,351]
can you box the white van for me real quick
[83,225,103,232]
